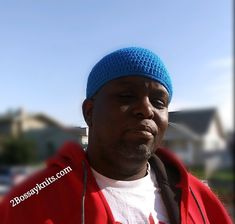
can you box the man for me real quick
[0,47,232,223]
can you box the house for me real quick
[0,108,88,160]
[163,108,226,167]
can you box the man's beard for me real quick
[116,141,155,161]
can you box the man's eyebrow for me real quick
[114,80,169,97]
[152,89,168,96]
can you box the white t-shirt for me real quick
[92,164,170,224]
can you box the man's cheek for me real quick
[120,105,130,112]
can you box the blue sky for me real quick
[0,0,233,131]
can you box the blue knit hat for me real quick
[86,47,173,102]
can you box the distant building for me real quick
[163,108,226,167]
[0,108,88,160]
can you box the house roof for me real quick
[0,108,88,137]
[169,108,224,136]
[165,122,200,141]
[33,113,64,128]
[0,109,64,128]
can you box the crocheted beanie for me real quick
[86,47,173,102]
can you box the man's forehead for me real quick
[100,76,169,98]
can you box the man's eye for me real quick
[119,93,134,98]
[151,99,166,108]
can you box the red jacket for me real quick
[0,142,232,224]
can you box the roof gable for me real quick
[169,108,217,135]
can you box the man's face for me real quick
[83,76,169,175]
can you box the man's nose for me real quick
[132,96,154,119]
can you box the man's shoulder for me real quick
[2,164,60,200]
[188,173,215,197]
[3,141,85,198]
[0,141,87,224]
[187,173,232,223]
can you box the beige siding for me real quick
[22,118,48,131]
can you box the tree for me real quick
[0,137,36,165]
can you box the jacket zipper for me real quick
[81,160,88,224]
[190,187,206,224]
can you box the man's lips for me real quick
[125,125,157,139]
[134,125,155,135]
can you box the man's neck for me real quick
[86,151,149,181]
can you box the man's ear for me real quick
[82,99,94,127]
